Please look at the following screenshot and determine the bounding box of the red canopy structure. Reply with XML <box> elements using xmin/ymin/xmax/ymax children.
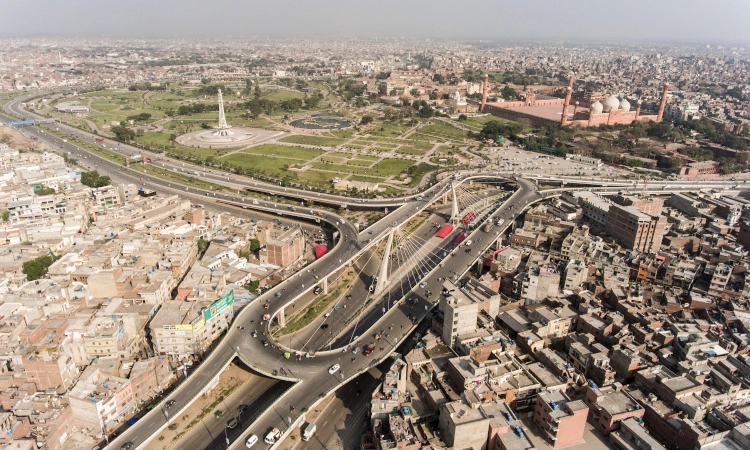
<box><xmin>314</xmin><ymin>244</ymin><xmax>328</xmax><ymax>259</ymax></box>
<box><xmin>435</xmin><ymin>224</ymin><xmax>454</xmax><ymax>239</ymax></box>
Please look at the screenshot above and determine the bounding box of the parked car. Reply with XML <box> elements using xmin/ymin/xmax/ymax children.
<box><xmin>328</xmin><ymin>364</ymin><xmax>340</xmax><ymax>374</ymax></box>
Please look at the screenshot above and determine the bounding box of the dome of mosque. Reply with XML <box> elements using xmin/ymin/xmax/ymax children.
<box><xmin>619</xmin><ymin>98</ymin><xmax>631</xmax><ymax>112</ymax></box>
<box><xmin>602</xmin><ymin>95</ymin><xmax>620</xmax><ymax>113</ymax></box>
<box><xmin>590</xmin><ymin>101</ymin><xmax>603</xmax><ymax>114</ymax></box>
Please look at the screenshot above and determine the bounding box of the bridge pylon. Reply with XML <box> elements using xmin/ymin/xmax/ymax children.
<box><xmin>450</xmin><ymin>182</ymin><xmax>460</xmax><ymax>225</ymax></box>
<box><xmin>374</xmin><ymin>227</ymin><xmax>397</xmax><ymax>295</ymax></box>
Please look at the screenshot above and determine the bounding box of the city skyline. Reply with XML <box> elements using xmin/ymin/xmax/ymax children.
<box><xmin>2</xmin><ymin>0</ymin><xmax>749</xmax><ymax>44</ymax></box>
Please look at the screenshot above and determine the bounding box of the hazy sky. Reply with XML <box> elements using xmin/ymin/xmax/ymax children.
<box><xmin>2</xmin><ymin>0</ymin><xmax>748</xmax><ymax>43</ymax></box>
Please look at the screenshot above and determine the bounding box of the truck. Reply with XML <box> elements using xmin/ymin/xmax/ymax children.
<box><xmin>302</xmin><ymin>423</ymin><xmax>317</xmax><ymax>441</ymax></box>
<box><xmin>363</xmin><ymin>344</ymin><xmax>376</xmax><ymax>356</ymax></box>
<box><xmin>483</xmin><ymin>222</ymin><xmax>494</xmax><ymax>233</ymax></box>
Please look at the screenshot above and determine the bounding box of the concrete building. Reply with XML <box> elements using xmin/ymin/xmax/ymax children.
<box><xmin>439</xmin><ymin>280</ymin><xmax>501</xmax><ymax>348</ymax></box>
<box><xmin>150</xmin><ymin>291</ymin><xmax>234</xmax><ymax>358</ymax></box>
<box><xmin>438</xmin><ymin>400</ymin><xmax>490</xmax><ymax>450</ymax></box>
<box><xmin>610</xmin><ymin>417</ymin><xmax>667</xmax><ymax>450</ymax></box>
<box><xmin>259</xmin><ymin>227</ymin><xmax>304</xmax><ymax>268</ymax></box>
<box><xmin>563</xmin><ymin>259</ymin><xmax>588</xmax><ymax>291</ymax></box>
<box><xmin>605</xmin><ymin>204</ymin><xmax>666</xmax><ymax>253</ymax></box>
<box><xmin>584</xmin><ymin>386</ymin><xmax>645</xmax><ymax>435</ymax></box>
<box><xmin>533</xmin><ymin>390</ymin><xmax>588</xmax><ymax>447</ymax></box>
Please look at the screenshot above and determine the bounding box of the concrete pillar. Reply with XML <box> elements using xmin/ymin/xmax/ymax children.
<box><xmin>657</xmin><ymin>85</ymin><xmax>669</xmax><ymax>122</ymax></box>
<box><xmin>480</xmin><ymin>74</ymin><xmax>489</xmax><ymax>112</ymax></box>
<box><xmin>322</xmin><ymin>277</ymin><xmax>328</xmax><ymax>295</ymax></box>
<box><xmin>277</xmin><ymin>307</ymin><xmax>286</xmax><ymax>327</ymax></box>
<box><xmin>495</xmin><ymin>236</ymin><xmax>503</xmax><ymax>250</ymax></box>
<box><xmin>635</xmin><ymin>100</ymin><xmax>642</xmax><ymax>120</ymax></box>
<box><xmin>442</xmin><ymin>192</ymin><xmax>448</xmax><ymax>205</ymax></box>
<box><xmin>374</xmin><ymin>227</ymin><xmax>396</xmax><ymax>295</ymax></box>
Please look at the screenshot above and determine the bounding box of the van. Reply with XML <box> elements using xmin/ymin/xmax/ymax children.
<box><xmin>264</xmin><ymin>428</ymin><xmax>281</xmax><ymax>444</ymax></box>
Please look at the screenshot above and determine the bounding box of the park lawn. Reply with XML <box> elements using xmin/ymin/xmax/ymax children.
<box><xmin>349</xmin><ymin>175</ymin><xmax>384</xmax><ymax>183</ymax></box>
<box><xmin>401</xmin><ymin>137</ymin><xmax>435</xmax><ymax>150</ymax></box>
<box><xmin>373</xmin><ymin>158</ymin><xmax>413</xmax><ymax>175</ymax></box>
<box><xmin>310</xmin><ymin>162</ymin><xmax>385</xmax><ymax>177</ymax></box>
<box><xmin>317</xmin><ymin>157</ymin><xmax>346</xmax><ymax>164</ymax></box>
<box><xmin>353</xmin><ymin>155</ymin><xmax>379</xmax><ymax>161</ymax></box>
<box><xmin>295</xmin><ymin>170</ymin><xmax>338</xmax><ymax>185</ymax></box>
<box><xmin>242</xmin><ymin>144</ymin><xmax>324</xmax><ymax>161</ymax></box>
<box><xmin>367</xmin><ymin>122</ymin><xmax>412</xmax><ymax>138</ymax></box>
<box><xmin>397</xmin><ymin>146</ymin><xmax>429</xmax><ymax>156</ymax></box>
<box><xmin>278</xmin><ymin>135</ymin><xmax>346</xmax><ymax>147</ymax></box>
<box><xmin>134</xmin><ymin>132</ymin><xmax>174</xmax><ymax>149</ymax></box>
<box><xmin>129</xmin><ymin>164</ymin><xmax>229</xmax><ymax>193</ymax></box>
<box><xmin>262</xmin><ymin>89</ymin><xmax>305</xmax><ymax>102</ymax></box>
<box><xmin>328</xmin><ymin>129</ymin><xmax>356</xmax><ymax>139</ymax></box>
<box><xmin>420</xmin><ymin>122</ymin><xmax>471</xmax><ymax>140</ymax></box>
<box><xmin>346</xmin><ymin>159</ymin><xmax>374</xmax><ymax>167</ymax></box>
<box><xmin>228</xmin><ymin>117</ymin><xmax>278</xmax><ymax>129</ymax></box>
<box><xmin>221</xmin><ymin>154</ymin><xmax>298</xmax><ymax>176</ymax></box>
<box><xmin>165</xmin><ymin>145</ymin><xmax>235</xmax><ymax>161</ymax></box>
<box><xmin>327</xmin><ymin>152</ymin><xmax>354</xmax><ymax>159</ymax></box>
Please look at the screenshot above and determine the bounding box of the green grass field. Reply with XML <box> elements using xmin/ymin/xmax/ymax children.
<box><xmin>420</xmin><ymin>122</ymin><xmax>470</xmax><ymax>140</ymax></box>
<box><xmin>221</xmin><ymin>154</ymin><xmax>298</xmax><ymax>176</ymax></box>
<box><xmin>278</xmin><ymin>135</ymin><xmax>346</xmax><ymax>147</ymax></box>
<box><xmin>262</xmin><ymin>89</ymin><xmax>306</xmax><ymax>102</ymax></box>
<box><xmin>241</xmin><ymin>144</ymin><xmax>324</xmax><ymax>161</ymax></box>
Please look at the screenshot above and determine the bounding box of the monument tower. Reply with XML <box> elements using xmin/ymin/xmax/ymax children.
<box><xmin>214</xmin><ymin>89</ymin><xmax>233</xmax><ymax>137</ymax></box>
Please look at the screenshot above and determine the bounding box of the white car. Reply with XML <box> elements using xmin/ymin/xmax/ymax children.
<box><xmin>245</xmin><ymin>435</ymin><xmax>258</xmax><ymax>448</ymax></box>
<box><xmin>328</xmin><ymin>364</ymin><xmax>340</xmax><ymax>374</ymax></box>
<box><xmin>419</xmin><ymin>282</ymin><xmax>427</xmax><ymax>288</ymax></box>
<box><xmin>465</xmin><ymin>240</ymin><xmax>472</xmax><ymax>246</ymax></box>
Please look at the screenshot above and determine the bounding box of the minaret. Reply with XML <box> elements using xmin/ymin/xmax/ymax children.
<box><xmin>635</xmin><ymin>99</ymin><xmax>642</xmax><ymax>120</ymax></box>
<box><xmin>215</xmin><ymin>89</ymin><xmax>233</xmax><ymax>136</ymax></box>
<box><xmin>656</xmin><ymin>84</ymin><xmax>669</xmax><ymax>122</ymax></box>
<box><xmin>560</xmin><ymin>87</ymin><xmax>573</xmax><ymax>127</ymax></box>
<box><xmin>480</xmin><ymin>74</ymin><xmax>489</xmax><ymax>112</ymax></box>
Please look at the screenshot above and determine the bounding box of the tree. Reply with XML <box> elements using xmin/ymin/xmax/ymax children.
<box><xmin>458</xmin><ymin>114</ymin><xmax>468</xmax><ymax>121</ymax></box>
<box><xmin>375</xmin><ymin>72</ymin><xmax>390</xmax><ymax>80</ymax></box>
<box><xmin>304</xmin><ymin>94</ymin><xmax>321</xmax><ymax>109</ymax></box>
<box><xmin>249</xmin><ymin>238</ymin><xmax>261</xmax><ymax>253</ymax></box>
<box><xmin>501</xmin><ymin>86</ymin><xmax>519</xmax><ymax>100</ymax></box>
<box><xmin>432</xmin><ymin>74</ymin><xmax>446</xmax><ymax>84</ymax></box>
<box><xmin>111</xmin><ymin>125</ymin><xmax>135</xmax><ymax>143</ymax></box>
<box><xmin>0</xmin><ymin>134</ymin><xmax>11</xmax><ymax>144</ymax></box>
<box><xmin>197</xmin><ymin>238</ymin><xmax>209</xmax><ymax>256</ymax></box>
<box><xmin>360</xmin><ymin>115</ymin><xmax>374</xmax><ymax>125</ymax></box>
<box><xmin>1</xmin><ymin>210</ymin><xmax>9</xmax><ymax>222</ymax></box>
<box><xmin>36</xmin><ymin>185</ymin><xmax>56</xmax><ymax>196</ymax></box>
<box><xmin>410</xmin><ymin>89</ymin><xmax>420</xmax><ymax>97</ymax></box>
<box><xmin>80</xmin><ymin>171</ymin><xmax>111</xmax><ymax>188</ymax></box>
<box><xmin>418</xmin><ymin>105</ymin><xmax>434</xmax><ymax>118</ymax></box>
<box><xmin>22</xmin><ymin>255</ymin><xmax>54</xmax><ymax>282</ymax></box>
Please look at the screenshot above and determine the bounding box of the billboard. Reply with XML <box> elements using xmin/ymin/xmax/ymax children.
<box><xmin>203</xmin><ymin>290</ymin><xmax>234</xmax><ymax>322</ymax></box>
<box><xmin>8</xmin><ymin>120</ymin><xmax>34</xmax><ymax>126</ymax></box>
<box><xmin>162</xmin><ymin>324</ymin><xmax>194</xmax><ymax>331</ymax></box>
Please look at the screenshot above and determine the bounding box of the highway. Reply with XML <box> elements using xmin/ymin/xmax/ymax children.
<box><xmin>5</xmin><ymin>92</ymin><xmax>749</xmax><ymax>450</ymax></box>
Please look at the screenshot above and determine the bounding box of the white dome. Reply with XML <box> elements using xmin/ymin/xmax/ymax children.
<box><xmin>619</xmin><ymin>98</ymin><xmax>631</xmax><ymax>112</ymax></box>
<box><xmin>602</xmin><ymin>95</ymin><xmax>620</xmax><ymax>113</ymax></box>
<box><xmin>590</xmin><ymin>101</ymin><xmax>603</xmax><ymax>114</ymax></box>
